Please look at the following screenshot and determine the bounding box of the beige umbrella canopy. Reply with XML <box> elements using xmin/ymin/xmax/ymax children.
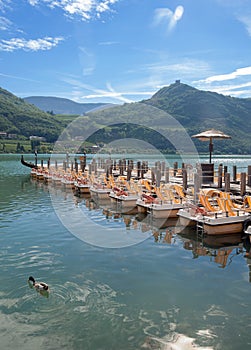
<box><xmin>192</xmin><ymin>129</ymin><xmax>231</xmax><ymax>163</ymax></box>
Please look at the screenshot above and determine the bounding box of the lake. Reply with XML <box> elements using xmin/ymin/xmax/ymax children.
<box><xmin>1</xmin><ymin>153</ymin><xmax>251</xmax><ymax>350</ymax></box>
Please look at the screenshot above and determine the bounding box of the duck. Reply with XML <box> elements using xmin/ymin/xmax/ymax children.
<box><xmin>28</xmin><ymin>276</ymin><xmax>49</xmax><ymax>291</ymax></box>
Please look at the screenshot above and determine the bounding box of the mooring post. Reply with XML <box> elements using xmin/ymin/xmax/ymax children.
<box><xmin>240</xmin><ymin>172</ymin><xmax>246</xmax><ymax>196</ymax></box>
<box><xmin>224</xmin><ymin>166</ymin><xmax>228</xmax><ymax>183</ymax></box>
<box><xmin>218</xmin><ymin>164</ymin><xmax>223</xmax><ymax>189</ymax></box>
<box><xmin>232</xmin><ymin>165</ymin><xmax>237</xmax><ymax>182</ymax></box>
<box><xmin>137</xmin><ymin>161</ymin><xmax>141</xmax><ymax>179</ymax></box>
<box><xmin>194</xmin><ymin>173</ymin><xmax>201</xmax><ymax>204</ymax></box>
<box><xmin>156</xmin><ymin>169</ymin><xmax>161</xmax><ymax>187</ymax></box>
<box><xmin>182</xmin><ymin>168</ymin><xmax>187</xmax><ymax>191</ymax></box>
<box><xmin>151</xmin><ymin>168</ymin><xmax>155</xmax><ymax>184</ymax></box>
<box><xmin>161</xmin><ymin>161</ymin><xmax>165</xmax><ymax>176</ymax></box>
<box><xmin>165</xmin><ymin>167</ymin><xmax>169</xmax><ymax>184</ymax></box>
<box><xmin>173</xmin><ymin>162</ymin><xmax>178</xmax><ymax>177</ymax></box>
<box><xmin>247</xmin><ymin>165</ymin><xmax>251</xmax><ymax>187</ymax></box>
<box><xmin>225</xmin><ymin>173</ymin><xmax>230</xmax><ymax>192</ymax></box>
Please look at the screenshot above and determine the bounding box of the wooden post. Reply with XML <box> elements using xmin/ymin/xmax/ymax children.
<box><xmin>194</xmin><ymin>173</ymin><xmax>201</xmax><ymax>204</ymax></box>
<box><xmin>41</xmin><ymin>159</ymin><xmax>43</xmax><ymax>169</ymax></box>
<box><xmin>240</xmin><ymin>172</ymin><xmax>246</xmax><ymax>196</ymax></box>
<box><xmin>63</xmin><ymin>161</ymin><xmax>66</xmax><ymax>172</ymax></box>
<box><xmin>232</xmin><ymin>165</ymin><xmax>237</xmax><ymax>183</ymax></box>
<box><xmin>224</xmin><ymin>166</ymin><xmax>228</xmax><ymax>183</ymax></box>
<box><xmin>141</xmin><ymin>161</ymin><xmax>146</xmax><ymax>178</ymax></box>
<box><xmin>156</xmin><ymin>169</ymin><xmax>161</xmax><ymax>187</ymax></box>
<box><xmin>127</xmin><ymin>168</ymin><xmax>131</xmax><ymax>181</ymax></box>
<box><xmin>225</xmin><ymin>172</ymin><xmax>230</xmax><ymax>192</ymax></box>
<box><xmin>173</xmin><ymin>161</ymin><xmax>178</xmax><ymax>177</ymax></box>
<box><xmin>218</xmin><ymin>164</ymin><xmax>223</xmax><ymax>189</ymax></box>
<box><xmin>248</xmin><ymin>165</ymin><xmax>251</xmax><ymax>187</ymax></box>
<box><xmin>182</xmin><ymin>168</ymin><xmax>187</xmax><ymax>191</ymax></box>
<box><xmin>165</xmin><ymin>167</ymin><xmax>169</xmax><ymax>184</ymax></box>
<box><xmin>161</xmin><ymin>161</ymin><xmax>165</xmax><ymax>176</ymax></box>
<box><xmin>196</xmin><ymin>163</ymin><xmax>202</xmax><ymax>185</ymax></box>
<box><xmin>47</xmin><ymin>159</ymin><xmax>50</xmax><ymax>169</ymax></box>
<box><xmin>137</xmin><ymin>161</ymin><xmax>141</xmax><ymax>179</ymax></box>
<box><xmin>151</xmin><ymin>168</ymin><xmax>155</xmax><ymax>184</ymax></box>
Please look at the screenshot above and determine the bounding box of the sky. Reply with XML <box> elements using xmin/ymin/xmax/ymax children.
<box><xmin>1</xmin><ymin>0</ymin><xmax>251</xmax><ymax>104</ymax></box>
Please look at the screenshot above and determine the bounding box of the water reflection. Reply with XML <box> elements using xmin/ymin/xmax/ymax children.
<box><xmin>28</xmin><ymin>178</ymin><xmax>251</xmax><ymax>276</ymax></box>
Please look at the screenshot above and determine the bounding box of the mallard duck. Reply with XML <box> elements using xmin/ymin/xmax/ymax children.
<box><xmin>28</xmin><ymin>276</ymin><xmax>49</xmax><ymax>291</ymax></box>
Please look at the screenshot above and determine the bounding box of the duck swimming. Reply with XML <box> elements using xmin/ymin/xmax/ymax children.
<box><xmin>28</xmin><ymin>276</ymin><xmax>49</xmax><ymax>291</ymax></box>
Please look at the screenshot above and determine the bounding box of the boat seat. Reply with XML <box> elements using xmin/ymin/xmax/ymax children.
<box><xmin>244</xmin><ymin>195</ymin><xmax>251</xmax><ymax>212</ymax></box>
<box><xmin>199</xmin><ymin>194</ymin><xmax>218</xmax><ymax>212</ymax></box>
<box><xmin>216</xmin><ymin>197</ymin><xmax>236</xmax><ymax>216</ymax></box>
<box><xmin>219</xmin><ymin>192</ymin><xmax>243</xmax><ymax>210</ymax></box>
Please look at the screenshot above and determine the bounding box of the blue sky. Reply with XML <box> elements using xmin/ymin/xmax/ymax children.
<box><xmin>1</xmin><ymin>0</ymin><xmax>251</xmax><ymax>104</ymax></box>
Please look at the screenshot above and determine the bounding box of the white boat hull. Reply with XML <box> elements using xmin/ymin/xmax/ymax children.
<box><xmin>90</xmin><ymin>186</ymin><xmax>111</xmax><ymax>199</ymax></box>
<box><xmin>148</xmin><ymin>203</ymin><xmax>183</xmax><ymax>219</ymax></box>
<box><xmin>178</xmin><ymin>208</ymin><xmax>250</xmax><ymax>235</ymax></box>
<box><xmin>109</xmin><ymin>192</ymin><xmax>138</xmax><ymax>207</ymax></box>
<box><xmin>75</xmin><ymin>183</ymin><xmax>90</xmax><ymax>194</ymax></box>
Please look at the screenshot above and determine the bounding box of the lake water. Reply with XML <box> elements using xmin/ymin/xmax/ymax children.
<box><xmin>1</xmin><ymin>154</ymin><xmax>251</xmax><ymax>350</ymax></box>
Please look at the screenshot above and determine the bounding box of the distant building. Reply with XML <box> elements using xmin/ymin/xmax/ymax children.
<box><xmin>0</xmin><ymin>132</ymin><xmax>7</xmax><ymax>138</ymax></box>
<box><xmin>175</xmin><ymin>80</ymin><xmax>181</xmax><ymax>84</ymax></box>
<box><xmin>29</xmin><ymin>135</ymin><xmax>46</xmax><ymax>141</ymax></box>
<box><xmin>8</xmin><ymin>133</ymin><xmax>17</xmax><ymax>139</ymax></box>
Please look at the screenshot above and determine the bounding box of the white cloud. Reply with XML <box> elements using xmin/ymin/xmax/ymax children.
<box><xmin>27</xmin><ymin>0</ymin><xmax>118</xmax><ymax>21</ymax></box>
<box><xmin>0</xmin><ymin>36</ymin><xmax>64</xmax><ymax>51</ymax></box>
<box><xmin>197</xmin><ymin>66</ymin><xmax>251</xmax><ymax>83</ymax></box>
<box><xmin>153</xmin><ymin>5</ymin><xmax>184</xmax><ymax>33</ymax></box>
<box><xmin>193</xmin><ymin>66</ymin><xmax>251</xmax><ymax>98</ymax></box>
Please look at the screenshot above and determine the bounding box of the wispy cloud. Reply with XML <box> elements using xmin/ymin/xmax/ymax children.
<box><xmin>27</xmin><ymin>0</ymin><xmax>119</xmax><ymax>21</ymax></box>
<box><xmin>237</xmin><ymin>15</ymin><xmax>251</xmax><ymax>36</ymax></box>
<box><xmin>60</xmin><ymin>75</ymin><xmax>154</xmax><ymax>103</ymax></box>
<box><xmin>0</xmin><ymin>0</ymin><xmax>11</xmax><ymax>12</ymax></box>
<box><xmin>196</xmin><ymin>66</ymin><xmax>251</xmax><ymax>83</ymax></box>
<box><xmin>0</xmin><ymin>16</ymin><xmax>12</xmax><ymax>30</ymax></box>
<box><xmin>0</xmin><ymin>36</ymin><xmax>64</xmax><ymax>52</ymax></box>
<box><xmin>0</xmin><ymin>72</ymin><xmax>40</xmax><ymax>82</ymax></box>
<box><xmin>193</xmin><ymin>66</ymin><xmax>251</xmax><ymax>97</ymax></box>
<box><xmin>98</xmin><ymin>41</ymin><xmax>119</xmax><ymax>46</ymax></box>
<box><xmin>153</xmin><ymin>5</ymin><xmax>184</xmax><ymax>33</ymax></box>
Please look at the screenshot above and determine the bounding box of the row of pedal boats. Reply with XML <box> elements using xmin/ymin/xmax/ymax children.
<box><xmin>30</xmin><ymin>167</ymin><xmax>251</xmax><ymax>236</ymax></box>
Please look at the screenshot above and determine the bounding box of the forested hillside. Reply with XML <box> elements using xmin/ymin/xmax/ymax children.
<box><xmin>1</xmin><ymin>82</ymin><xmax>251</xmax><ymax>154</ymax></box>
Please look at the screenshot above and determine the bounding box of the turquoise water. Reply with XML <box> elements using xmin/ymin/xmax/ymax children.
<box><xmin>1</xmin><ymin>154</ymin><xmax>251</xmax><ymax>349</ymax></box>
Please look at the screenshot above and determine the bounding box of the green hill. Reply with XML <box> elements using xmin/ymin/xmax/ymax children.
<box><xmin>1</xmin><ymin>82</ymin><xmax>251</xmax><ymax>154</ymax></box>
<box><xmin>141</xmin><ymin>81</ymin><xmax>251</xmax><ymax>154</ymax></box>
<box><xmin>0</xmin><ymin>87</ymin><xmax>64</xmax><ymax>142</ymax></box>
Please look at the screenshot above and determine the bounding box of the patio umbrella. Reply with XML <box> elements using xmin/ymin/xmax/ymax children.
<box><xmin>192</xmin><ymin>129</ymin><xmax>231</xmax><ymax>163</ymax></box>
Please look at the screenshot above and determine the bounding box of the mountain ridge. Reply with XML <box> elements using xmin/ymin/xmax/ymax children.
<box><xmin>24</xmin><ymin>96</ymin><xmax>112</xmax><ymax>115</ymax></box>
<box><xmin>1</xmin><ymin>82</ymin><xmax>251</xmax><ymax>153</ymax></box>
